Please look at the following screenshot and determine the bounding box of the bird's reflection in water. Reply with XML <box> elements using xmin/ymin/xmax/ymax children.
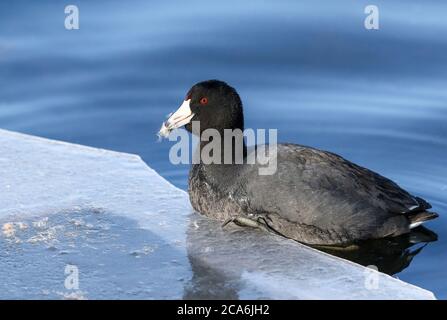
<box><xmin>314</xmin><ymin>226</ymin><xmax>438</xmax><ymax>275</ymax></box>
<box><xmin>182</xmin><ymin>215</ymin><xmax>438</xmax><ymax>299</ymax></box>
<box><xmin>183</xmin><ymin>254</ymin><xmax>240</xmax><ymax>300</ymax></box>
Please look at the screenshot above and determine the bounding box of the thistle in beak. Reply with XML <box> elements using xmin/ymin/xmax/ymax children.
<box><xmin>158</xmin><ymin>99</ymin><xmax>194</xmax><ymax>138</ymax></box>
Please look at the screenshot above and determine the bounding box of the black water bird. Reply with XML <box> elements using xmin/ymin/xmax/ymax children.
<box><xmin>158</xmin><ymin>80</ymin><xmax>438</xmax><ymax>246</ymax></box>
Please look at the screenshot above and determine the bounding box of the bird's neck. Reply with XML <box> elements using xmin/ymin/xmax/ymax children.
<box><xmin>195</xmin><ymin>129</ymin><xmax>247</xmax><ymax>165</ymax></box>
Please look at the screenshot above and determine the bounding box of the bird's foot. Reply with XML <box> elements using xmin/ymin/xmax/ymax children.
<box><xmin>221</xmin><ymin>216</ymin><xmax>272</xmax><ymax>233</ymax></box>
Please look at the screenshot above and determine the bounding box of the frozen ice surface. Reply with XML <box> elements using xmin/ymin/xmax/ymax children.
<box><xmin>0</xmin><ymin>129</ymin><xmax>436</xmax><ymax>299</ymax></box>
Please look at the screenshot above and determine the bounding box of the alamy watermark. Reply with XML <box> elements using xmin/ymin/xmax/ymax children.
<box><xmin>164</xmin><ymin>121</ymin><xmax>278</xmax><ymax>175</ymax></box>
<box><xmin>65</xmin><ymin>5</ymin><xmax>79</xmax><ymax>30</ymax></box>
<box><xmin>64</xmin><ymin>264</ymin><xmax>79</xmax><ymax>290</ymax></box>
<box><xmin>63</xmin><ymin>5</ymin><xmax>379</xmax><ymax>31</ymax></box>
<box><xmin>364</xmin><ymin>5</ymin><xmax>379</xmax><ymax>30</ymax></box>
<box><xmin>364</xmin><ymin>265</ymin><xmax>380</xmax><ymax>290</ymax></box>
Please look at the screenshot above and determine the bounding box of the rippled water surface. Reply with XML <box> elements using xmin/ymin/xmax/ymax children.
<box><xmin>0</xmin><ymin>0</ymin><xmax>446</xmax><ymax>298</ymax></box>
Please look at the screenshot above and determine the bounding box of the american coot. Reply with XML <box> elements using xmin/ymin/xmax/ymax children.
<box><xmin>158</xmin><ymin>80</ymin><xmax>439</xmax><ymax>246</ymax></box>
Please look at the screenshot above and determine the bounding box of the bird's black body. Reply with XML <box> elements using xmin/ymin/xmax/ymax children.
<box><xmin>162</xmin><ymin>80</ymin><xmax>438</xmax><ymax>246</ymax></box>
<box><xmin>189</xmin><ymin>143</ymin><xmax>436</xmax><ymax>245</ymax></box>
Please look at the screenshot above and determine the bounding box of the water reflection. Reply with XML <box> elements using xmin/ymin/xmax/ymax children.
<box><xmin>182</xmin><ymin>214</ymin><xmax>436</xmax><ymax>299</ymax></box>
<box><xmin>316</xmin><ymin>226</ymin><xmax>438</xmax><ymax>276</ymax></box>
<box><xmin>183</xmin><ymin>254</ymin><xmax>240</xmax><ymax>300</ymax></box>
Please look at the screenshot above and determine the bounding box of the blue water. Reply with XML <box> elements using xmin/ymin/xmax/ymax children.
<box><xmin>1</xmin><ymin>0</ymin><xmax>446</xmax><ymax>298</ymax></box>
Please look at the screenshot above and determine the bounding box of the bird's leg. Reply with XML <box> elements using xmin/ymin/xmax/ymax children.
<box><xmin>222</xmin><ymin>216</ymin><xmax>269</xmax><ymax>231</ymax></box>
<box><xmin>256</xmin><ymin>216</ymin><xmax>287</xmax><ymax>236</ymax></box>
<box><xmin>222</xmin><ymin>216</ymin><xmax>257</xmax><ymax>228</ymax></box>
<box><xmin>221</xmin><ymin>217</ymin><xmax>236</xmax><ymax>228</ymax></box>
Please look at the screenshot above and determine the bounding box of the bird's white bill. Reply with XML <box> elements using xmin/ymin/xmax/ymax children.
<box><xmin>158</xmin><ymin>99</ymin><xmax>194</xmax><ymax>138</ymax></box>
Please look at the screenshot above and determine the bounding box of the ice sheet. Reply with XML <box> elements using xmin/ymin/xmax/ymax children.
<box><xmin>0</xmin><ymin>129</ymin><xmax>436</xmax><ymax>299</ymax></box>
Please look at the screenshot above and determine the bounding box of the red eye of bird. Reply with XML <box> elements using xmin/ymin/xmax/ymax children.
<box><xmin>200</xmin><ymin>97</ymin><xmax>208</xmax><ymax>105</ymax></box>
